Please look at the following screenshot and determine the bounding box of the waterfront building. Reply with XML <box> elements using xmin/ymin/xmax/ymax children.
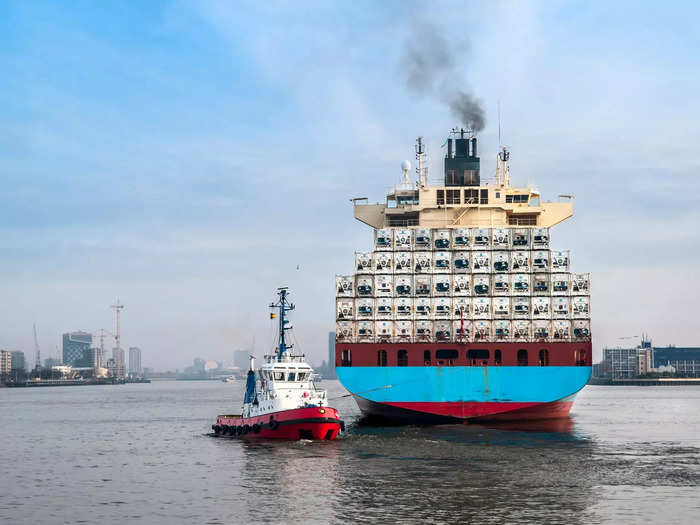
<box><xmin>652</xmin><ymin>346</ymin><xmax>700</xmax><ymax>378</ymax></box>
<box><xmin>326</xmin><ymin>332</ymin><xmax>337</xmax><ymax>379</ymax></box>
<box><xmin>10</xmin><ymin>351</ymin><xmax>26</xmax><ymax>371</ymax></box>
<box><xmin>62</xmin><ymin>331</ymin><xmax>93</xmax><ymax>367</ymax></box>
<box><xmin>233</xmin><ymin>350</ymin><xmax>248</xmax><ymax>370</ymax></box>
<box><xmin>44</xmin><ymin>357</ymin><xmax>62</xmax><ymax>368</ymax></box>
<box><xmin>112</xmin><ymin>347</ymin><xmax>125</xmax><ymax>371</ymax></box>
<box><xmin>128</xmin><ymin>346</ymin><xmax>142</xmax><ymax>376</ymax></box>
<box><xmin>603</xmin><ymin>347</ymin><xmax>651</xmax><ymax>380</ymax></box>
<box><xmin>0</xmin><ymin>350</ymin><xmax>11</xmax><ymax>376</ymax></box>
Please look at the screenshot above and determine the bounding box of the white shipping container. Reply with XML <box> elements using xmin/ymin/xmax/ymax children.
<box><xmin>551</xmin><ymin>250</ymin><xmax>570</xmax><ymax>272</ymax></box>
<box><xmin>452</xmin><ymin>228</ymin><xmax>471</xmax><ymax>248</ymax></box>
<box><xmin>571</xmin><ymin>273</ymin><xmax>591</xmax><ymax>294</ymax></box>
<box><xmin>413</xmin><ymin>251</ymin><xmax>433</xmax><ymax>273</ymax></box>
<box><xmin>356</xmin><ymin>321</ymin><xmax>373</xmax><ymax>341</ymax></box>
<box><xmin>393</xmin><ymin>229</ymin><xmax>412</xmax><ymax>251</ymax></box>
<box><xmin>336</xmin><ymin>275</ymin><xmax>354</xmax><ymax>297</ymax></box>
<box><xmin>473</xmin><ymin>275</ymin><xmax>490</xmax><ymax>296</ymax></box>
<box><xmin>356</xmin><ymin>298</ymin><xmax>374</xmax><ymax>318</ymax></box>
<box><xmin>414</xmin><ymin>275</ymin><xmax>432</xmax><ymax>297</ymax></box>
<box><xmin>512</xmin><ymin>320</ymin><xmax>531</xmax><ymax>340</ymax></box>
<box><xmin>552</xmin><ymin>320</ymin><xmax>571</xmax><ymax>340</ymax></box>
<box><xmin>374</xmin><ymin>275</ymin><xmax>393</xmax><ymax>297</ymax></box>
<box><xmin>532</xmin><ymin>274</ymin><xmax>550</xmax><ymax>295</ymax></box>
<box><xmin>571</xmin><ymin>297</ymin><xmax>590</xmax><ymax>318</ymax></box>
<box><xmin>532</xmin><ymin>228</ymin><xmax>550</xmax><ymax>248</ymax></box>
<box><xmin>355</xmin><ymin>275</ymin><xmax>373</xmax><ymax>297</ymax></box>
<box><xmin>472</xmin><ymin>297</ymin><xmax>491</xmax><ymax>319</ymax></box>
<box><xmin>512</xmin><ymin>228</ymin><xmax>531</xmax><ymax>249</ymax></box>
<box><xmin>473</xmin><ymin>320</ymin><xmax>491</xmax><ymax>340</ymax></box>
<box><xmin>414</xmin><ymin>228</ymin><xmax>432</xmax><ymax>249</ymax></box>
<box><xmin>394</xmin><ymin>297</ymin><xmax>413</xmax><ymax>319</ymax></box>
<box><xmin>394</xmin><ymin>252</ymin><xmax>412</xmax><ymax>273</ymax></box>
<box><xmin>336</xmin><ymin>299</ymin><xmax>354</xmax><ymax>320</ymax></box>
<box><xmin>434</xmin><ymin>320</ymin><xmax>452</xmax><ymax>342</ymax></box>
<box><xmin>375</xmin><ymin>321</ymin><xmax>393</xmax><ymax>340</ymax></box>
<box><xmin>472</xmin><ymin>228</ymin><xmax>491</xmax><ymax>249</ymax></box>
<box><xmin>414</xmin><ymin>298</ymin><xmax>432</xmax><ymax>319</ymax></box>
<box><xmin>375</xmin><ymin>297</ymin><xmax>393</xmax><ymax>318</ymax></box>
<box><xmin>336</xmin><ymin>321</ymin><xmax>354</xmax><ymax>342</ymax></box>
<box><xmin>511</xmin><ymin>251</ymin><xmax>531</xmax><ymax>273</ymax></box>
<box><xmin>551</xmin><ymin>273</ymin><xmax>570</xmax><ymax>295</ymax></box>
<box><xmin>453</xmin><ymin>251</ymin><xmax>471</xmax><ymax>273</ymax></box>
<box><xmin>573</xmin><ymin>320</ymin><xmax>591</xmax><ymax>340</ymax></box>
<box><xmin>472</xmin><ymin>251</ymin><xmax>491</xmax><ymax>273</ymax></box>
<box><xmin>532</xmin><ymin>250</ymin><xmax>550</xmax><ymax>272</ymax></box>
<box><xmin>432</xmin><ymin>297</ymin><xmax>452</xmax><ymax>319</ymax></box>
<box><xmin>433</xmin><ymin>251</ymin><xmax>451</xmax><ymax>273</ymax></box>
<box><xmin>552</xmin><ymin>297</ymin><xmax>571</xmax><ymax>319</ymax></box>
<box><xmin>493</xmin><ymin>274</ymin><xmax>510</xmax><ymax>295</ymax></box>
<box><xmin>533</xmin><ymin>320</ymin><xmax>551</xmax><ymax>340</ymax></box>
<box><xmin>433</xmin><ymin>229</ymin><xmax>451</xmax><ymax>250</ymax></box>
<box><xmin>511</xmin><ymin>274</ymin><xmax>530</xmax><ymax>295</ymax></box>
<box><xmin>414</xmin><ymin>320</ymin><xmax>433</xmax><ymax>340</ymax></box>
<box><xmin>532</xmin><ymin>297</ymin><xmax>551</xmax><ymax>319</ymax></box>
<box><xmin>375</xmin><ymin>228</ymin><xmax>393</xmax><ymax>251</ymax></box>
<box><xmin>394</xmin><ymin>321</ymin><xmax>413</xmax><ymax>340</ymax></box>
<box><xmin>453</xmin><ymin>319</ymin><xmax>472</xmax><ymax>340</ymax></box>
<box><xmin>492</xmin><ymin>251</ymin><xmax>510</xmax><ymax>273</ymax></box>
<box><xmin>512</xmin><ymin>297</ymin><xmax>531</xmax><ymax>318</ymax></box>
<box><xmin>453</xmin><ymin>274</ymin><xmax>471</xmax><ymax>296</ymax></box>
<box><xmin>433</xmin><ymin>274</ymin><xmax>452</xmax><ymax>296</ymax></box>
<box><xmin>394</xmin><ymin>275</ymin><xmax>412</xmax><ymax>296</ymax></box>
<box><xmin>493</xmin><ymin>320</ymin><xmax>511</xmax><ymax>340</ymax></box>
<box><xmin>493</xmin><ymin>297</ymin><xmax>511</xmax><ymax>318</ymax></box>
<box><xmin>452</xmin><ymin>297</ymin><xmax>471</xmax><ymax>319</ymax></box>
<box><xmin>355</xmin><ymin>252</ymin><xmax>372</xmax><ymax>273</ymax></box>
<box><xmin>492</xmin><ymin>228</ymin><xmax>510</xmax><ymax>249</ymax></box>
<box><xmin>373</xmin><ymin>251</ymin><xmax>393</xmax><ymax>273</ymax></box>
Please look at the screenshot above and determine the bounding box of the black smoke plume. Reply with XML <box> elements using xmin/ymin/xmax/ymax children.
<box><xmin>400</xmin><ymin>22</ymin><xmax>486</xmax><ymax>132</ymax></box>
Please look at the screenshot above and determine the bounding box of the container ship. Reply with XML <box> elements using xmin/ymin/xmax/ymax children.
<box><xmin>334</xmin><ymin>129</ymin><xmax>592</xmax><ymax>423</ymax></box>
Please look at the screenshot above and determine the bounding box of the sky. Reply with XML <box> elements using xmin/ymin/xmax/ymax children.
<box><xmin>1</xmin><ymin>0</ymin><xmax>699</xmax><ymax>368</ymax></box>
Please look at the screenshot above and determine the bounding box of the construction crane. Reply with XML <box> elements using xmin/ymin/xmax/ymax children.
<box><xmin>110</xmin><ymin>300</ymin><xmax>124</xmax><ymax>379</ymax></box>
<box><xmin>33</xmin><ymin>323</ymin><xmax>41</xmax><ymax>370</ymax></box>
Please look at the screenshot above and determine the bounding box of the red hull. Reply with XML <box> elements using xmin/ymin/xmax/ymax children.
<box><xmin>213</xmin><ymin>406</ymin><xmax>343</xmax><ymax>441</ymax></box>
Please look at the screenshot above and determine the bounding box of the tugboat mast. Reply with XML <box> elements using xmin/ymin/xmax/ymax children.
<box><xmin>270</xmin><ymin>287</ymin><xmax>295</xmax><ymax>362</ymax></box>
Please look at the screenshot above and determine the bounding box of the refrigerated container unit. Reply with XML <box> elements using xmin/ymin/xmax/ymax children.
<box><xmin>356</xmin><ymin>298</ymin><xmax>374</xmax><ymax>318</ymax></box>
<box><xmin>433</xmin><ymin>229</ymin><xmax>451</xmax><ymax>250</ymax></box>
<box><xmin>493</xmin><ymin>320</ymin><xmax>511</xmax><ymax>340</ymax></box>
<box><xmin>533</xmin><ymin>320</ymin><xmax>551</xmax><ymax>341</ymax></box>
<box><xmin>394</xmin><ymin>275</ymin><xmax>412</xmax><ymax>296</ymax></box>
<box><xmin>336</xmin><ymin>321</ymin><xmax>354</xmax><ymax>342</ymax></box>
<box><xmin>414</xmin><ymin>252</ymin><xmax>432</xmax><ymax>273</ymax></box>
<box><xmin>355</xmin><ymin>321</ymin><xmax>373</xmax><ymax>342</ymax></box>
<box><xmin>453</xmin><ymin>274</ymin><xmax>471</xmax><ymax>296</ymax></box>
<box><xmin>473</xmin><ymin>275</ymin><xmax>490</xmax><ymax>296</ymax></box>
<box><xmin>433</xmin><ymin>251</ymin><xmax>451</xmax><ymax>273</ymax></box>
<box><xmin>551</xmin><ymin>251</ymin><xmax>570</xmax><ymax>272</ymax></box>
<box><xmin>493</xmin><ymin>274</ymin><xmax>510</xmax><ymax>295</ymax></box>
<box><xmin>355</xmin><ymin>275</ymin><xmax>373</xmax><ymax>297</ymax></box>
<box><xmin>512</xmin><ymin>228</ymin><xmax>531</xmax><ymax>248</ymax></box>
<box><xmin>336</xmin><ymin>299</ymin><xmax>354</xmax><ymax>320</ymax></box>
<box><xmin>414</xmin><ymin>228</ymin><xmax>432</xmax><ymax>250</ymax></box>
<box><xmin>571</xmin><ymin>273</ymin><xmax>591</xmax><ymax>294</ymax></box>
<box><xmin>472</xmin><ymin>297</ymin><xmax>491</xmax><ymax>319</ymax></box>
<box><xmin>571</xmin><ymin>297</ymin><xmax>590</xmax><ymax>319</ymax></box>
<box><xmin>374</xmin><ymin>275</ymin><xmax>393</xmax><ymax>297</ymax></box>
<box><xmin>532</xmin><ymin>227</ymin><xmax>550</xmax><ymax>249</ymax></box>
<box><xmin>472</xmin><ymin>228</ymin><xmax>491</xmax><ymax>249</ymax></box>
<box><xmin>493</xmin><ymin>297</ymin><xmax>510</xmax><ymax>319</ymax></box>
<box><xmin>434</xmin><ymin>320</ymin><xmax>452</xmax><ymax>342</ymax></box>
<box><xmin>414</xmin><ymin>297</ymin><xmax>432</xmax><ymax>319</ymax></box>
<box><xmin>414</xmin><ymin>275</ymin><xmax>432</xmax><ymax>297</ymax></box>
<box><xmin>511</xmin><ymin>274</ymin><xmax>530</xmax><ymax>295</ymax></box>
<box><xmin>336</xmin><ymin>275</ymin><xmax>354</xmax><ymax>297</ymax></box>
<box><xmin>415</xmin><ymin>320</ymin><xmax>433</xmax><ymax>341</ymax></box>
<box><xmin>472</xmin><ymin>251</ymin><xmax>490</xmax><ymax>273</ymax></box>
<box><xmin>552</xmin><ymin>297</ymin><xmax>571</xmax><ymax>319</ymax></box>
<box><xmin>395</xmin><ymin>321</ymin><xmax>413</xmax><ymax>340</ymax></box>
<box><xmin>552</xmin><ymin>320</ymin><xmax>571</xmax><ymax>341</ymax></box>
<box><xmin>511</xmin><ymin>251</ymin><xmax>531</xmax><ymax>273</ymax></box>
<box><xmin>452</xmin><ymin>297</ymin><xmax>471</xmax><ymax>319</ymax></box>
<box><xmin>492</xmin><ymin>228</ymin><xmax>510</xmax><ymax>249</ymax></box>
<box><xmin>394</xmin><ymin>252</ymin><xmax>412</xmax><ymax>273</ymax></box>
<box><xmin>473</xmin><ymin>320</ymin><xmax>491</xmax><ymax>340</ymax></box>
<box><xmin>532</xmin><ymin>274</ymin><xmax>550</xmax><ymax>295</ymax></box>
<box><xmin>512</xmin><ymin>320</ymin><xmax>531</xmax><ymax>340</ymax></box>
<box><xmin>375</xmin><ymin>297</ymin><xmax>393</xmax><ymax>319</ymax></box>
<box><xmin>452</xmin><ymin>228</ymin><xmax>471</xmax><ymax>248</ymax></box>
<box><xmin>532</xmin><ymin>250</ymin><xmax>550</xmax><ymax>272</ymax></box>
<box><xmin>394</xmin><ymin>297</ymin><xmax>413</xmax><ymax>319</ymax></box>
<box><xmin>512</xmin><ymin>297</ymin><xmax>531</xmax><ymax>318</ymax></box>
<box><xmin>393</xmin><ymin>229</ymin><xmax>412</xmax><ymax>251</ymax></box>
<box><xmin>355</xmin><ymin>252</ymin><xmax>372</xmax><ymax>273</ymax></box>
<box><xmin>453</xmin><ymin>320</ymin><xmax>471</xmax><ymax>339</ymax></box>
<box><xmin>573</xmin><ymin>320</ymin><xmax>591</xmax><ymax>340</ymax></box>
<box><xmin>453</xmin><ymin>251</ymin><xmax>471</xmax><ymax>273</ymax></box>
<box><xmin>432</xmin><ymin>275</ymin><xmax>452</xmax><ymax>296</ymax></box>
<box><xmin>375</xmin><ymin>321</ymin><xmax>393</xmax><ymax>341</ymax></box>
<box><xmin>551</xmin><ymin>273</ymin><xmax>570</xmax><ymax>295</ymax></box>
<box><xmin>373</xmin><ymin>252</ymin><xmax>393</xmax><ymax>273</ymax></box>
<box><xmin>375</xmin><ymin>228</ymin><xmax>393</xmax><ymax>251</ymax></box>
<box><xmin>432</xmin><ymin>297</ymin><xmax>452</xmax><ymax>319</ymax></box>
<box><xmin>532</xmin><ymin>297</ymin><xmax>551</xmax><ymax>319</ymax></box>
<box><xmin>492</xmin><ymin>251</ymin><xmax>510</xmax><ymax>273</ymax></box>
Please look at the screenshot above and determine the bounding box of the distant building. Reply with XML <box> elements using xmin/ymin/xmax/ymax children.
<box><xmin>233</xmin><ymin>350</ymin><xmax>249</xmax><ymax>370</ymax></box>
<box><xmin>10</xmin><ymin>351</ymin><xmax>26</xmax><ymax>371</ymax></box>
<box><xmin>128</xmin><ymin>347</ymin><xmax>142</xmax><ymax>376</ymax></box>
<box><xmin>112</xmin><ymin>347</ymin><xmax>125</xmax><ymax>372</ymax></box>
<box><xmin>0</xmin><ymin>350</ymin><xmax>11</xmax><ymax>376</ymax></box>
<box><xmin>327</xmin><ymin>331</ymin><xmax>336</xmax><ymax>379</ymax></box>
<box><xmin>652</xmin><ymin>346</ymin><xmax>700</xmax><ymax>378</ymax></box>
<box><xmin>62</xmin><ymin>332</ymin><xmax>93</xmax><ymax>367</ymax></box>
<box><xmin>44</xmin><ymin>357</ymin><xmax>62</xmax><ymax>368</ymax></box>
<box><xmin>603</xmin><ymin>347</ymin><xmax>651</xmax><ymax>379</ymax></box>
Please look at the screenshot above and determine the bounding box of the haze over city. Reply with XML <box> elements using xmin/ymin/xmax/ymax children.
<box><xmin>2</xmin><ymin>1</ymin><xmax>698</xmax><ymax>369</ymax></box>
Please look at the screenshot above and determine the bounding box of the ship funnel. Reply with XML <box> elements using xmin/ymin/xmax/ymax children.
<box><xmin>444</xmin><ymin>128</ymin><xmax>480</xmax><ymax>186</ymax></box>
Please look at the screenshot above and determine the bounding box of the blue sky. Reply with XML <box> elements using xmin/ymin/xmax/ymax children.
<box><xmin>1</xmin><ymin>1</ymin><xmax>699</xmax><ymax>368</ymax></box>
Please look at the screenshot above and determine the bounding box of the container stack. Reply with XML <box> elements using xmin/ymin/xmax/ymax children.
<box><xmin>335</xmin><ymin>227</ymin><xmax>591</xmax><ymax>343</ymax></box>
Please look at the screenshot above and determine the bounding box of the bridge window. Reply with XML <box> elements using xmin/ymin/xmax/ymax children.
<box><xmin>424</xmin><ymin>350</ymin><xmax>431</xmax><ymax>365</ymax></box>
<box><xmin>377</xmin><ymin>350</ymin><xmax>387</xmax><ymax>367</ymax></box>
<box><xmin>494</xmin><ymin>350</ymin><xmax>502</xmax><ymax>365</ymax></box>
<box><xmin>539</xmin><ymin>349</ymin><xmax>549</xmax><ymax>367</ymax></box>
<box><xmin>517</xmin><ymin>349</ymin><xmax>528</xmax><ymax>366</ymax></box>
<box><xmin>341</xmin><ymin>349</ymin><xmax>352</xmax><ymax>367</ymax></box>
<box><xmin>446</xmin><ymin>189</ymin><xmax>461</xmax><ymax>205</ymax></box>
<box><xmin>436</xmin><ymin>189</ymin><xmax>445</xmax><ymax>205</ymax></box>
<box><xmin>397</xmin><ymin>349</ymin><xmax>408</xmax><ymax>367</ymax></box>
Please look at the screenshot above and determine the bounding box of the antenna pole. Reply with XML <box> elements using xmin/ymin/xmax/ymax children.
<box><xmin>270</xmin><ymin>288</ymin><xmax>295</xmax><ymax>362</ymax></box>
<box><xmin>498</xmin><ymin>100</ymin><xmax>502</xmax><ymax>147</ymax></box>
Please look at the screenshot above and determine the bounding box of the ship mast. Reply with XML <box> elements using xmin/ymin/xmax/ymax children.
<box><xmin>270</xmin><ymin>287</ymin><xmax>295</xmax><ymax>362</ymax></box>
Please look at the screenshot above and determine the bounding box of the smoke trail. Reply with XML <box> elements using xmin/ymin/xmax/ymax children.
<box><xmin>400</xmin><ymin>22</ymin><xmax>486</xmax><ymax>132</ymax></box>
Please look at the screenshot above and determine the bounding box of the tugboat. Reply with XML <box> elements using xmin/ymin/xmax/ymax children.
<box><xmin>212</xmin><ymin>288</ymin><xmax>344</xmax><ymax>440</ymax></box>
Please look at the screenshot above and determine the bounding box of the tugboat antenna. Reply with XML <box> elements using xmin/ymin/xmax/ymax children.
<box><xmin>270</xmin><ymin>287</ymin><xmax>295</xmax><ymax>362</ymax></box>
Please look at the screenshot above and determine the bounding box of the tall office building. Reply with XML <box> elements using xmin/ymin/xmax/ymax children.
<box><xmin>327</xmin><ymin>331</ymin><xmax>337</xmax><ymax>379</ymax></box>
<box><xmin>233</xmin><ymin>349</ymin><xmax>249</xmax><ymax>371</ymax></box>
<box><xmin>112</xmin><ymin>347</ymin><xmax>125</xmax><ymax>372</ymax></box>
<box><xmin>128</xmin><ymin>347</ymin><xmax>142</xmax><ymax>376</ymax></box>
<box><xmin>10</xmin><ymin>351</ymin><xmax>26</xmax><ymax>371</ymax></box>
<box><xmin>62</xmin><ymin>332</ymin><xmax>93</xmax><ymax>367</ymax></box>
<box><xmin>0</xmin><ymin>350</ymin><xmax>11</xmax><ymax>376</ymax></box>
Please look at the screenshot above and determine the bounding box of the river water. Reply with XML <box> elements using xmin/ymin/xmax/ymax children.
<box><xmin>1</xmin><ymin>381</ymin><xmax>698</xmax><ymax>524</ymax></box>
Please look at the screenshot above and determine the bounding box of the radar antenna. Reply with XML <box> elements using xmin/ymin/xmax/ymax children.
<box><xmin>269</xmin><ymin>287</ymin><xmax>295</xmax><ymax>362</ymax></box>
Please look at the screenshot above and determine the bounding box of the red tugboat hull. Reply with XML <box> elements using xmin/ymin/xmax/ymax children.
<box><xmin>213</xmin><ymin>406</ymin><xmax>343</xmax><ymax>441</ymax></box>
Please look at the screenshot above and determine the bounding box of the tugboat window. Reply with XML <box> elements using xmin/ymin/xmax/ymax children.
<box><xmin>274</xmin><ymin>372</ymin><xmax>284</xmax><ymax>380</ymax></box>
<box><xmin>288</xmin><ymin>372</ymin><xmax>296</xmax><ymax>381</ymax></box>
<box><xmin>539</xmin><ymin>349</ymin><xmax>549</xmax><ymax>366</ymax></box>
<box><xmin>377</xmin><ymin>350</ymin><xmax>387</xmax><ymax>367</ymax></box>
<box><xmin>397</xmin><ymin>349</ymin><xmax>408</xmax><ymax>366</ymax></box>
<box><xmin>517</xmin><ymin>349</ymin><xmax>528</xmax><ymax>366</ymax></box>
